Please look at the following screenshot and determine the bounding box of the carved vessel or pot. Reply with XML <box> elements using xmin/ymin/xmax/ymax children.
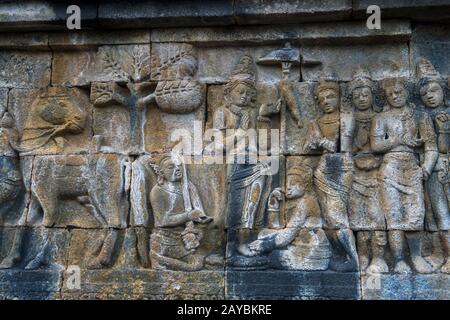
<box><xmin>155</xmin><ymin>79</ymin><xmax>204</xmax><ymax>114</ymax></box>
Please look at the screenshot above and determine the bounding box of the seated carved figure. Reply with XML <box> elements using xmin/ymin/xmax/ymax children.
<box><xmin>149</xmin><ymin>155</ymin><xmax>213</xmax><ymax>271</ymax></box>
<box><xmin>246</xmin><ymin>159</ymin><xmax>331</xmax><ymax>270</ymax></box>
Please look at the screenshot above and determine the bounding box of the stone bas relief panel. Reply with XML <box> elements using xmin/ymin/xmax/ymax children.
<box><xmin>0</xmin><ymin>37</ymin><xmax>449</xmax><ymax>300</ymax></box>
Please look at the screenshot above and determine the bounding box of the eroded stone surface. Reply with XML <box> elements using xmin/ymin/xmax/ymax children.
<box><xmin>0</xmin><ymin>9</ymin><xmax>448</xmax><ymax>300</ymax></box>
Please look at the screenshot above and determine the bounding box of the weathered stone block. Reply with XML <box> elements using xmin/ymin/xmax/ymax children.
<box><xmin>151</xmin><ymin>20</ymin><xmax>411</xmax><ymax>46</ymax></box>
<box><xmin>301</xmin><ymin>44</ymin><xmax>410</xmax><ymax>81</ymax></box>
<box><xmin>226</xmin><ymin>270</ymin><xmax>360</xmax><ymax>299</ymax></box>
<box><xmin>0</xmin><ymin>1</ymin><xmax>97</xmax><ymax>31</ymax></box>
<box><xmin>61</xmin><ymin>269</ymin><xmax>225</xmax><ymax>299</ymax></box>
<box><xmin>53</xmin><ymin>44</ymin><xmax>151</xmax><ymax>87</ymax></box>
<box><xmin>361</xmin><ymin>272</ymin><xmax>450</xmax><ymax>300</ymax></box>
<box><xmin>0</xmin><ymin>32</ymin><xmax>48</xmax><ymax>50</ymax></box>
<box><xmin>0</xmin><ymin>226</ymin><xmax>69</xmax><ymax>271</ymax></box>
<box><xmin>352</xmin><ymin>0</ymin><xmax>450</xmax><ymax>22</ymax></box>
<box><xmin>49</xmin><ymin>30</ymin><xmax>150</xmax><ymax>49</ymax></box>
<box><xmin>410</xmin><ymin>24</ymin><xmax>450</xmax><ymax>77</ymax></box>
<box><xmin>98</xmin><ymin>0</ymin><xmax>234</xmax><ymax>28</ymax></box>
<box><xmin>235</xmin><ymin>0</ymin><xmax>352</xmax><ymax>25</ymax></box>
<box><xmin>0</xmin><ymin>269</ymin><xmax>62</xmax><ymax>300</ymax></box>
<box><xmin>8</xmin><ymin>87</ymin><xmax>92</xmax><ymax>155</ymax></box>
<box><xmin>0</xmin><ymin>51</ymin><xmax>51</xmax><ymax>88</ymax></box>
<box><xmin>143</xmin><ymin>96</ymin><xmax>205</xmax><ymax>154</ymax></box>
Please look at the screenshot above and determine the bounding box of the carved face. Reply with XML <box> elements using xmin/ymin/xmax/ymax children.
<box><xmin>420</xmin><ymin>82</ymin><xmax>444</xmax><ymax>108</ymax></box>
<box><xmin>352</xmin><ymin>87</ymin><xmax>373</xmax><ymax>111</ymax></box>
<box><xmin>317</xmin><ymin>89</ymin><xmax>339</xmax><ymax>113</ymax></box>
<box><xmin>386</xmin><ymin>84</ymin><xmax>407</xmax><ymax>108</ymax></box>
<box><xmin>160</xmin><ymin>158</ymin><xmax>182</xmax><ymax>182</ymax></box>
<box><xmin>229</xmin><ymin>83</ymin><xmax>252</xmax><ymax>108</ymax></box>
<box><xmin>286</xmin><ymin>175</ymin><xmax>305</xmax><ymax>199</ymax></box>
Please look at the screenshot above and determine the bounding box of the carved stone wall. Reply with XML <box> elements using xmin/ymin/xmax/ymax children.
<box><xmin>0</xmin><ymin>1</ymin><xmax>449</xmax><ymax>300</ymax></box>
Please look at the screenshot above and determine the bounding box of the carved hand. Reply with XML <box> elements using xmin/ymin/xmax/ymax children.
<box><xmin>402</xmin><ymin>132</ymin><xmax>422</xmax><ymax>148</ymax></box>
<box><xmin>319</xmin><ymin>138</ymin><xmax>336</xmax><ymax>153</ymax></box>
<box><xmin>268</xmin><ymin>188</ymin><xmax>283</xmax><ymax>210</ymax></box>
<box><xmin>247</xmin><ymin>239</ymin><xmax>265</xmax><ymax>256</ymax></box>
<box><xmin>279</xmin><ymin>79</ymin><xmax>292</xmax><ymax>97</ymax></box>
<box><xmin>188</xmin><ymin>209</ymin><xmax>213</xmax><ymax>224</ymax></box>
<box><xmin>422</xmin><ymin>166</ymin><xmax>431</xmax><ymax>181</ymax></box>
<box><xmin>436</xmin><ymin>112</ymin><xmax>450</xmax><ymax>130</ymax></box>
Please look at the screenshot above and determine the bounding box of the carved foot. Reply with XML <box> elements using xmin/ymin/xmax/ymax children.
<box><xmin>393</xmin><ymin>260</ymin><xmax>411</xmax><ymax>274</ymax></box>
<box><xmin>42</xmin><ymin>217</ymin><xmax>56</xmax><ymax>228</ymax></box>
<box><xmin>227</xmin><ymin>255</ymin><xmax>269</xmax><ymax>270</ymax></box>
<box><xmin>0</xmin><ymin>255</ymin><xmax>20</xmax><ymax>269</ymax></box>
<box><xmin>411</xmin><ymin>256</ymin><xmax>434</xmax><ymax>274</ymax></box>
<box><xmin>205</xmin><ymin>253</ymin><xmax>225</xmax><ymax>266</ymax></box>
<box><xmin>359</xmin><ymin>254</ymin><xmax>370</xmax><ymax>271</ymax></box>
<box><xmin>329</xmin><ymin>258</ymin><xmax>358</xmax><ymax>272</ymax></box>
<box><xmin>24</xmin><ymin>253</ymin><xmax>48</xmax><ymax>270</ymax></box>
<box><xmin>440</xmin><ymin>260</ymin><xmax>450</xmax><ymax>274</ymax></box>
<box><xmin>425</xmin><ymin>254</ymin><xmax>444</xmax><ymax>271</ymax></box>
<box><xmin>236</xmin><ymin>244</ymin><xmax>254</xmax><ymax>257</ymax></box>
<box><xmin>367</xmin><ymin>258</ymin><xmax>389</xmax><ymax>274</ymax></box>
<box><xmin>86</xmin><ymin>257</ymin><xmax>106</xmax><ymax>270</ymax></box>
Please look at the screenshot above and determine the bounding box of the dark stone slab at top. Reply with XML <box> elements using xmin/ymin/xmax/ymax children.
<box><xmin>0</xmin><ymin>0</ymin><xmax>98</xmax><ymax>31</ymax></box>
<box><xmin>352</xmin><ymin>0</ymin><xmax>450</xmax><ymax>22</ymax></box>
<box><xmin>98</xmin><ymin>0</ymin><xmax>234</xmax><ymax>28</ymax></box>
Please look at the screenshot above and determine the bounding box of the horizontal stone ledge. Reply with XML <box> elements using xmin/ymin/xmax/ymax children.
<box><xmin>97</xmin><ymin>0</ymin><xmax>235</xmax><ymax>29</ymax></box>
<box><xmin>151</xmin><ymin>20</ymin><xmax>411</xmax><ymax>45</ymax></box>
<box><xmin>0</xmin><ymin>1</ymin><xmax>98</xmax><ymax>32</ymax></box>
<box><xmin>234</xmin><ymin>0</ymin><xmax>352</xmax><ymax>25</ymax></box>
<box><xmin>0</xmin><ymin>1</ymin><xmax>449</xmax><ymax>33</ymax></box>
<box><xmin>352</xmin><ymin>0</ymin><xmax>450</xmax><ymax>23</ymax></box>
<box><xmin>48</xmin><ymin>30</ymin><xmax>150</xmax><ymax>49</ymax></box>
<box><xmin>0</xmin><ymin>32</ymin><xmax>49</xmax><ymax>50</ymax></box>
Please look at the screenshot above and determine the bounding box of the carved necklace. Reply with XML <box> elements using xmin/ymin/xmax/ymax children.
<box><xmin>158</xmin><ymin>182</ymin><xmax>183</xmax><ymax>195</ymax></box>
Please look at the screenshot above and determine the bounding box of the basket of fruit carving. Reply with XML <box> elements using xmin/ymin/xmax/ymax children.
<box><xmin>154</xmin><ymin>78</ymin><xmax>204</xmax><ymax>114</ymax></box>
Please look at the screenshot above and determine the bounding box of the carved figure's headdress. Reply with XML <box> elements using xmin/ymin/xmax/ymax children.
<box><xmin>416</xmin><ymin>58</ymin><xmax>442</xmax><ymax>88</ymax></box>
<box><xmin>382</xmin><ymin>77</ymin><xmax>407</xmax><ymax>91</ymax></box>
<box><xmin>288</xmin><ymin>159</ymin><xmax>315</xmax><ymax>189</ymax></box>
<box><xmin>315</xmin><ymin>71</ymin><xmax>340</xmax><ymax>97</ymax></box>
<box><xmin>348</xmin><ymin>67</ymin><xmax>375</xmax><ymax>93</ymax></box>
<box><xmin>225</xmin><ymin>54</ymin><xmax>257</xmax><ymax>99</ymax></box>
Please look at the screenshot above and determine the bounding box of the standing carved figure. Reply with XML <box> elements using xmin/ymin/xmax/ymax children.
<box><xmin>149</xmin><ymin>154</ymin><xmax>213</xmax><ymax>271</ymax></box>
<box><xmin>213</xmin><ymin>55</ymin><xmax>271</xmax><ymax>268</ymax></box>
<box><xmin>342</xmin><ymin>68</ymin><xmax>388</xmax><ymax>273</ymax></box>
<box><xmin>304</xmin><ymin>77</ymin><xmax>358</xmax><ymax>272</ymax></box>
<box><xmin>416</xmin><ymin>59</ymin><xmax>450</xmax><ymax>273</ymax></box>
<box><xmin>371</xmin><ymin>78</ymin><xmax>438</xmax><ymax>273</ymax></box>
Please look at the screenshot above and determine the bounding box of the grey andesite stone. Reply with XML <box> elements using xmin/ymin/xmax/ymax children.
<box><xmin>0</xmin><ymin>1</ymin><xmax>449</xmax><ymax>301</ymax></box>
